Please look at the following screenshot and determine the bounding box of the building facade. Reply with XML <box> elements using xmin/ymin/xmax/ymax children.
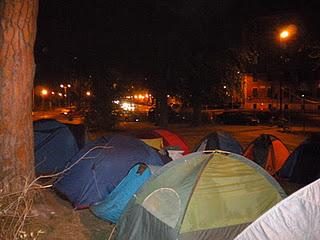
<box><xmin>243</xmin><ymin>74</ymin><xmax>320</xmax><ymax>112</ymax></box>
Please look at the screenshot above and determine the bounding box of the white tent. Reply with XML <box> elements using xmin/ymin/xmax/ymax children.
<box><xmin>235</xmin><ymin>178</ymin><xmax>320</xmax><ymax>240</ymax></box>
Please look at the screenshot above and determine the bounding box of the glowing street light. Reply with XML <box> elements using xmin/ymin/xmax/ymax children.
<box><xmin>41</xmin><ymin>89</ymin><xmax>48</xmax><ymax>96</ymax></box>
<box><xmin>277</xmin><ymin>24</ymin><xmax>297</xmax><ymax>117</ymax></box>
<box><xmin>86</xmin><ymin>91</ymin><xmax>91</xmax><ymax>96</ymax></box>
<box><xmin>60</xmin><ymin>83</ymin><xmax>71</xmax><ymax>106</ymax></box>
<box><xmin>278</xmin><ymin>24</ymin><xmax>297</xmax><ymax>43</ymax></box>
<box><xmin>40</xmin><ymin>89</ymin><xmax>48</xmax><ymax>110</ymax></box>
<box><xmin>280</xmin><ymin>30</ymin><xmax>289</xmax><ymax>39</ymax></box>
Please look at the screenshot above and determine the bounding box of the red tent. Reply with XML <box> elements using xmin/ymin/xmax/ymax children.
<box><xmin>133</xmin><ymin>129</ymin><xmax>190</xmax><ymax>155</ymax></box>
<box><xmin>153</xmin><ymin>129</ymin><xmax>189</xmax><ymax>154</ymax></box>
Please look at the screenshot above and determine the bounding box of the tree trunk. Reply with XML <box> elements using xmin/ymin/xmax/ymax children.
<box><xmin>158</xmin><ymin>89</ymin><xmax>168</xmax><ymax>128</ymax></box>
<box><xmin>0</xmin><ymin>0</ymin><xmax>38</xmax><ymax>190</ymax></box>
<box><xmin>191</xmin><ymin>99</ymin><xmax>202</xmax><ymax>127</ymax></box>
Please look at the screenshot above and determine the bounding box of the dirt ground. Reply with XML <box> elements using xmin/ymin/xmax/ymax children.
<box><xmin>31</xmin><ymin>122</ymin><xmax>316</xmax><ymax>240</ymax></box>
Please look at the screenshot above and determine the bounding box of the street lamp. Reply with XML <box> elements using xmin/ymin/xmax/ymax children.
<box><xmin>301</xmin><ymin>94</ymin><xmax>306</xmax><ymax>134</ymax></box>
<box><xmin>279</xmin><ymin>30</ymin><xmax>289</xmax><ymax>40</ymax></box>
<box><xmin>60</xmin><ymin>83</ymin><xmax>71</xmax><ymax>106</ymax></box>
<box><xmin>277</xmin><ymin>24</ymin><xmax>297</xmax><ymax>118</ymax></box>
<box><xmin>40</xmin><ymin>89</ymin><xmax>48</xmax><ymax>110</ymax></box>
<box><xmin>86</xmin><ymin>91</ymin><xmax>91</xmax><ymax>96</ymax></box>
<box><xmin>278</xmin><ymin>25</ymin><xmax>297</xmax><ymax>43</ymax></box>
<box><xmin>41</xmin><ymin>89</ymin><xmax>48</xmax><ymax>96</ymax></box>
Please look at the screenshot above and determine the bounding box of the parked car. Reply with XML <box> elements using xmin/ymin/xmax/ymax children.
<box><xmin>215</xmin><ymin>112</ymin><xmax>260</xmax><ymax>125</ymax></box>
<box><xmin>148</xmin><ymin>107</ymin><xmax>188</xmax><ymax>123</ymax></box>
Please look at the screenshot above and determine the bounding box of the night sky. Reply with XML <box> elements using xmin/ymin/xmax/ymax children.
<box><xmin>35</xmin><ymin>0</ymin><xmax>320</xmax><ymax>86</ymax></box>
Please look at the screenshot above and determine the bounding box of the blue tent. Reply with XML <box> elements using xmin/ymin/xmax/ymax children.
<box><xmin>54</xmin><ymin>134</ymin><xmax>164</xmax><ymax>209</ymax></box>
<box><xmin>193</xmin><ymin>131</ymin><xmax>243</xmax><ymax>154</ymax></box>
<box><xmin>65</xmin><ymin>123</ymin><xmax>87</xmax><ymax>149</ymax></box>
<box><xmin>278</xmin><ymin>135</ymin><xmax>320</xmax><ymax>184</ymax></box>
<box><xmin>90</xmin><ymin>164</ymin><xmax>151</xmax><ymax>223</ymax></box>
<box><xmin>34</xmin><ymin>119</ymin><xmax>79</xmax><ymax>175</ymax></box>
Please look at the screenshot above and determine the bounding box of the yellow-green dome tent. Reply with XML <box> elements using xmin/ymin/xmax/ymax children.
<box><xmin>116</xmin><ymin>151</ymin><xmax>286</xmax><ymax>240</ymax></box>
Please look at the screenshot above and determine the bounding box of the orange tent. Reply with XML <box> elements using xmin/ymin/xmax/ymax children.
<box><xmin>244</xmin><ymin>134</ymin><xmax>289</xmax><ymax>175</ymax></box>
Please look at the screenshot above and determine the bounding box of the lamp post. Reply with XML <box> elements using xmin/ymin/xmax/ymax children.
<box><xmin>301</xmin><ymin>94</ymin><xmax>306</xmax><ymax>134</ymax></box>
<box><xmin>277</xmin><ymin>25</ymin><xmax>297</xmax><ymax>119</ymax></box>
<box><xmin>40</xmin><ymin>88</ymin><xmax>48</xmax><ymax>110</ymax></box>
<box><xmin>60</xmin><ymin>83</ymin><xmax>71</xmax><ymax>107</ymax></box>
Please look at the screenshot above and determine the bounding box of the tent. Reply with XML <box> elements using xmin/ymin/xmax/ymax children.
<box><xmin>54</xmin><ymin>134</ymin><xmax>164</xmax><ymax>209</ymax></box>
<box><xmin>234</xmin><ymin>178</ymin><xmax>320</xmax><ymax>240</ymax></box>
<box><xmin>65</xmin><ymin>123</ymin><xmax>88</xmax><ymax>149</ymax></box>
<box><xmin>153</xmin><ymin>129</ymin><xmax>189</xmax><ymax>154</ymax></box>
<box><xmin>140</xmin><ymin>138</ymin><xmax>164</xmax><ymax>150</ymax></box>
<box><xmin>116</xmin><ymin>151</ymin><xmax>286</xmax><ymax>240</ymax></box>
<box><xmin>34</xmin><ymin>119</ymin><xmax>79</xmax><ymax>175</ymax></box>
<box><xmin>133</xmin><ymin>129</ymin><xmax>189</xmax><ymax>161</ymax></box>
<box><xmin>91</xmin><ymin>164</ymin><xmax>151</xmax><ymax>223</ymax></box>
<box><xmin>278</xmin><ymin>135</ymin><xmax>320</xmax><ymax>184</ymax></box>
<box><xmin>243</xmin><ymin>134</ymin><xmax>289</xmax><ymax>175</ymax></box>
<box><xmin>133</xmin><ymin>129</ymin><xmax>189</xmax><ymax>154</ymax></box>
<box><xmin>193</xmin><ymin>131</ymin><xmax>243</xmax><ymax>154</ymax></box>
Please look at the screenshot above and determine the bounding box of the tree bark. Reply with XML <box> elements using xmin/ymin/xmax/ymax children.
<box><xmin>0</xmin><ymin>0</ymin><xmax>38</xmax><ymax>190</ymax></box>
<box><xmin>191</xmin><ymin>101</ymin><xmax>202</xmax><ymax>127</ymax></box>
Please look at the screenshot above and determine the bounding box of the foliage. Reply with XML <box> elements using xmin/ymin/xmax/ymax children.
<box><xmin>70</xmin><ymin>76</ymin><xmax>93</xmax><ymax>112</ymax></box>
<box><xmin>212</xmin><ymin>47</ymin><xmax>257</xmax><ymax>100</ymax></box>
<box><xmin>85</xmin><ymin>68</ymin><xmax>118</xmax><ymax>130</ymax></box>
<box><xmin>300</xmin><ymin>40</ymin><xmax>320</xmax><ymax>71</ymax></box>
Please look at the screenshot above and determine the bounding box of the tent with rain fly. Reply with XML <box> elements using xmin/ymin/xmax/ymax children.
<box><xmin>193</xmin><ymin>131</ymin><xmax>243</xmax><ymax>154</ymax></box>
<box><xmin>278</xmin><ymin>134</ymin><xmax>320</xmax><ymax>184</ymax></box>
<box><xmin>243</xmin><ymin>134</ymin><xmax>289</xmax><ymax>175</ymax></box>
<box><xmin>116</xmin><ymin>151</ymin><xmax>286</xmax><ymax>240</ymax></box>
<box><xmin>152</xmin><ymin>129</ymin><xmax>189</xmax><ymax>154</ymax></box>
<box><xmin>234</xmin><ymin>178</ymin><xmax>320</xmax><ymax>240</ymax></box>
<box><xmin>133</xmin><ymin>129</ymin><xmax>189</xmax><ymax>160</ymax></box>
<box><xmin>34</xmin><ymin>119</ymin><xmax>79</xmax><ymax>175</ymax></box>
<box><xmin>54</xmin><ymin>134</ymin><xmax>164</xmax><ymax>209</ymax></box>
<box><xmin>90</xmin><ymin>164</ymin><xmax>151</xmax><ymax>223</ymax></box>
<box><xmin>133</xmin><ymin>129</ymin><xmax>189</xmax><ymax>154</ymax></box>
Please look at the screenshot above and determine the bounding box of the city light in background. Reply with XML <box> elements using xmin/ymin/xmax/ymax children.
<box><xmin>41</xmin><ymin>89</ymin><xmax>48</xmax><ymax>96</ymax></box>
<box><xmin>121</xmin><ymin>102</ymin><xmax>135</xmax><ymax>111</ymax></box>
<box><xmin>33</xmin><ymin>83</ymin><xmax>157</xmax><ymax>114</ymax></box>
